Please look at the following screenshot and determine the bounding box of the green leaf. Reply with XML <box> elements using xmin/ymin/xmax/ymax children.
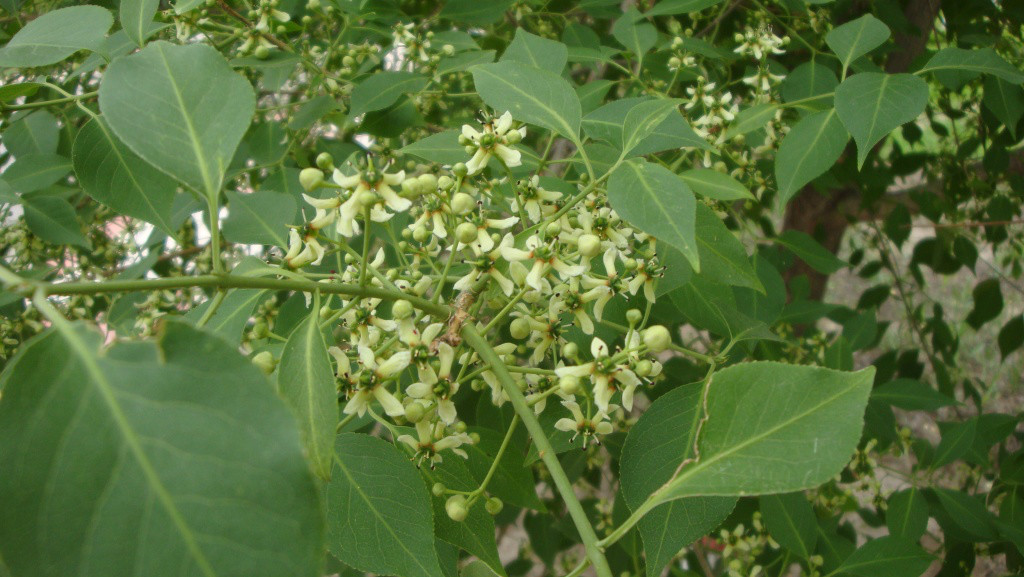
<box><xmin>775</xmin><ymin>230</ymin><xmax>847</xmax><ymax>274</ymax></box>
<box><xmin>350</xmin><ymin>72</ymin><xmax>429</xmax><ymax>118</ymax></box>
<box><xmin>870</xmin><ymin>379</ymin><xmax>958</xmax><ymax>411</ymax></box>
<box><xmin>761</xmin><ymin>492</ymin><xmax>818</xmax><ymax>559</ymax></box>
<box><xmin>999</xmin><ymin>315</ymin><xmax>1024</xmax><ymax>359</ymax></box>
<box><xmin>933</xmin><ymin>488</ymin><xmax>999</xmax><ymax>541</ymax></box>
<box><xmin>920</xmin><ymin>47</ymin><xmax>1024</xmax><ymax>84</ymax></box>
<box><xmin>775</xmin><ymin>109</ymin><xmax>849</xmax><ymax>204</ymax></box>
<box><xmin>327</xmin><ymin>433</ymin><xmax>444</xmax><ymax>577</ymax></box>
<box><xmin>932</xmin><ymin>417</ymin><xmax>977</xmax><ymax>469</ymax></box>
<box><xmin>966</xmin><ymin>277</ymin><xmax>1003</xmax><ymax>329</ymax></box>
<box><xmin>0</xmin><ymin>6</ymin><xmax>112</xmax><ymax>67</ymax></box>
<box><xmin>466</xmin><ymin>428</ymin><xmax>544</xmax><ymax>510</ymax></box>
<box><xmin>608</xmin><ymin>160</ymin><xmax>699</xmax><ymax>271</ymax></box>
<box><xmin>725</xmin><ymin>103</ymin><xmax>780</xmax><ymax>138</ymax></box>
<box><xmin>2</xmin><ymin>153</ymin><xmax>71</xmax><ymax>193</ymax></box>
<box><xmin>438</xmin><ymin>50</ymin><xmax>496</xmax><ymax>75</ymax></box>
<box><xmin>439</xmin><ymin>0</ymin><xmax>515</xmax><ymax>24</ymax></box>
<box><xmin>21</xmin><ymin>195</ymin><xmax>90</xmax><ymax>248</ymax></box>
<box><xmin>984</xmin><ymin>76</ymin><xmax>1024</xmax><ymax>137</ymax></box>
<box><xmin>471</xmin><ymin>61</ymin><xmax>582</xmax><ymax>140</ymax></box>
<box><xmin>99</xmin><ymin>41</ymin><xmax>256</xmax><ymax>198</ymax></box>
<box><xmin>654</xmin><ymin>362</ymin><xmax>874</xmax><ymax>501</ymax></box>
<box><xmin>224</xmin><ymin>189</ymin><xmax>297</xmax><ymax>247</ymax></box>
<box><xmin>834</xmin><ymin>73</ymin><xmax>928</xmax><ymax>168</ymax></box>
<box><xmin>694</xmin><ymin>204</ymin><xmax>762</xmax><ymax>292</ymax></box>
<box><xmin>622</xmin><ymin>98</ymin><xmax>684</xmax><ymax>157</ymax></box>
<box><xmin>824</xmin><ymin>14</ymin><xmax>890</xmax><ymax>74</ymax></box>
<box><xmin>668</xmin><ymin>278</ymin><xmax>777</xmax><ymax>342</ymax></box>
<box><xmin>584</xmin><ymin>98</ymin><xmax>707</xmax><ymax>153</ymax></box>
<box><xmin>277</xmin><ymin>311</ymin><xmax>337</xmax><ymax>480</ymax></box>
<box><xmin>646</xmin><ymin>0</ymin><xmax>724</xmax><ymax>15</ymax></box>
<box><xmin>0</xmin><ymin>320</ymin><xmax>324</xmax><ymax>577</ymax></box>
<box><xmin>835</xmin><ymin>536</ymin><xmax>934</xmax><ymax>577</ymax></box>
<box><xmin>612</xmin><ymin>9</ymin><xmax>656</xmax><ymax>66</ymax></box>
<box><xmin>680</xmin><ymin>168</ymin><xmax>754</xmax><ymax>201</ymax></box>
<box><xmin>781</xmin><ymin>62</ymin><xmax>838</xmax><ymax>106</ymax></box>
<box><xmin>186</xmin><ymin>258</ymin><xmax>268</xmax><ymax>346</ymax></box>
<box><xmin>630</xmin><ymin>110</ymin><xmax>710</xmax><ymax>153</ymax></box>
<box><xmin>121</xmin><ymin>0</ymin><xmax>160</xmax><ymax>47</ymax></box>
<box><xmin>73</xmin><ymin>117</ymin><xmax>180</xmax><ymax>235</ymax></box>
<box><xmin>620</xmin><ymin>382</ymin><xmax>737</xmax><ymax>577</ymax></box>
<box><xmin>4</xmin><ymin>110</ymin><xmax>59</xmax><ymax>157</ymax></box>
<box><xmin>400</xmin><ymin>130</ymin><xmax>467</xmax><ymax>165</ymax></box>
<box><xmin>887</xmin><ymin>488</ymin><xmax>929</xmax><ymax>541</ymax></box>
<box><xmin>501</xmin><ymin>28</ymin><xmax>567</xmax><ymax>73</ymax></box>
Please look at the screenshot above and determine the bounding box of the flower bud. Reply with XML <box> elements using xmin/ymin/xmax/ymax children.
<box><xmin>455</xmin><ymin>222</ymin><xmax>478</xmax><ymax>244</ymax></box>
<box><xmin>559</xmin><ymin>375</ymin><xmax>580</xmax><ymax>395</ymax></box>
<box><xmin>578</xmin><ymin>234</ymin><xmax>602</xmax><ymax>258</ymax></box>
<box><xmin>643</xmin><ymin>325</ymin><xmax>672</xmax><ymax>353</ymax></box>
<box><xmin>357</xmin><ymin>190</ymin><xmax>378</xmax><ymax>208</ymax></box>
<box><xmin>404</xmin><ymin>402</ymin><xmax>425</xmax><ymax>423</ymax></box>
<box><xmin>452</xmin><ymin>163</ymin><xmax>468</xmax><ymax>178</ymax></box>
<box><xmin>306</xmin><ymin>0</ymin><xmax>320</xmax><ymax>9</ymax></box>
<box><xmin>437</xmin><ymin>175</ymin><xmax>454</xmax><ymax>190</ymax></box>
<box><xmin>445</xmin><ymin>495</ymin><xmax>468</xmax><ymax>522</ymax></box>
<box><xmin>392</xmin><ymin>299</ymin><xmax>414</xmax><ymax>319</ymax></box>
<box><xmin>451</xmin><ymin>192</ymin><xmax>475</xmax><ymax>215</ymax></box>
<box><xmin>561</xmin><ymin>342</ymin><xmax>579</xmax><ymax>359</ymax></box>
<box><xmin>545</xmin><ymin>221</ymin><xmax>562</xmax><ymax>237</ymax></box>
<box><xmin>432</xmin><ymin>482</ymin><xmax>446</xmax><ymax>497</ymax></box>
<box><xmin>668</xmin><ymin>56</ymin><xmax>682</xmax><ymax>68</ymax></box>
<box><xmin>626</xmin><ymin>309</ymin><xmax>643</xmax><ymax>325</ymax></box>
<box><xmin>401</xmin><ymin>178</ymin><xmax>420</xmax><ymax>196</ymax></box>
<box><xmin>505</xmin><ymin>129</ymin><xmax>523</xmax><ymax>144</ymax></box>
<box><xmin>455</xmin><ymin>421</ymin><xmax>468</xmax><ymax>433</ymax></box>
<box><xmin>315</xmin><ymin>152</ymin><xmax>334</xmax><ymax>171</ymax></box>
<box><xmin>485</xmin><ymin>497</ymin><xmax>504</xmax><ymax>515</ymax></box>
<box><xmin>634</xmin><ymin>359</ymin><xmax>653</xmax><ymax>377</ymax></box>
<box><xmin>417</xmin><ymin>173</ymin><xmax>438</xmax><ymax>192</ymax></box>
<box><xmin>509</xmin><ymin>318</ymin><xmax>531</xmax><ymax>340</ymax></box>
<box><xmin>254</xmin><ymin>45</ymin><xmax>270</xmax><ymax>60</ymax></box>
<box><xmin>251</xmin><ymin>351</ymin><xmax>276</xmax><ymax>375</ymax></box>
<box><xmin>299</xmin><ymin>167</ymin><xmax>324</xmax><ymax>192</ymax></box>
<box><xmin>412</xmin><ymin>226</ymin><xmax>430</xmax><ymax>243</ymax></box>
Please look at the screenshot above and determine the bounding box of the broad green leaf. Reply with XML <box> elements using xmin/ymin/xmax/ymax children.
<box><xmin>1000</xmin><ymin>315</ymin><xmax>1024</xmax><ymax>359</ymax></box>
<box><xmin>983</xmin><ymin>76</ymin><xmax>1024</xmax><ymax>138</ymax></box>
<box><xmin>646</xmin><ymin>0</ymin><xmax>724</xmax><ymax>15</ymax></box>
<box><xmin>835</xmin><ymin>536</ymin><xmax>933</xmax><ymax>576</ymax></box>
<box><xmin>933</xmin><ymin>488</ymin><xmax>999</xmax><ymax>541</ymax></box>
<box><xmin>439</xmin><ymin>0</ymin><xmax>515</xmax><ymax>24</ymax></box>
<box><xmin>932</xmin><ymin>418</ymin><xmax>977</xmax><ymax>469</ymax></box>
<box><xmin>223</xmin><ymin>189</ymin><xmax>297</xmax><ymax>247</ymax></box>
<box><xmin>622</xmin><ymin>98</ymin><xmax>684</xmax><ymax>156</ymax></box>
<box><xmin>654</xmin><ymin>362</ymin><xmax>874</xmax><ymax>501</ymax></box>
<box><xmin>775</xmin><ymin>230</ymin><xmax>847</xmax><ymax>274</ymax></box>
<box><xmin>583</xmin><ymin>97</ymin><xmax>647</xmax><ymax>146</ymax></box>
<box><xmin>21</xmin><ymin>195</ymin><xmax>89</xmax><ymax>248</ymax></box>
<box><xmin>0</xmin><ymin>179</ymin><xmax>17</xmax><ymax>204</ymax></box>
<box><xmin>668</xmin><ymin>278</ymin><xmax>776</xmax><ymax>342</ymax></box>
<box><xmin>121</xmin><ymin>0</ymin><xmax>160</xmax><ymax>47</ymax></box>
<box><xmin>966</xmin><ymin>277</ymin><xmax>1003</xmax><ymax>329</ymax></box>
<box><xmin>584</xmin><ymin>98</ymin><xmax>707</xmax><ymax>152</ymax></box>
<box><xmin>725</xmin><ymin>103</ymin><xmax>779</xmax><ymax>138</ymax></box>
<box><xmin>781</xmin><ymin>62</ymin><xmax>838</xmax><ymax>106</ymax></box>
<box><xmin>0</xmin><ymin>6</ymin><xmax>112</xmax><ymax>67</ymax></box>
<box><xmin>870</xmin><ymin>379</ymin><xmax>958</xmax><ymax>411</ymax></box>
<box><xmin>438</xmin><ymin>50</ymin><xmax>496</xmax><ymax>75</ymax></box>
<box><xmin>612</xmin><ymin>9</ymin><xmax>656</xmax><ymax>66</ymax></box>
<box><xmin>327</xmin><ymin>433</ymin><xmax>444</xmax><ymax>577</ymax></box>
<box><xmin>350</xmin><ymin>72</ymin><xmax>429</xmax><ymax>118</ymax></box>
<box><xmin>2</xmin><ymin>153</ymin><xmax>71</xmax><ymax>193</ymax></box>
<box><xmin>501</xmin><ymin>28</ymin><xmax>567</xmax><ymax>73</ymax></box>
<box><xmin>694</xmin><ymin>204</ymin><xmax>762</xmax><ymax>292</ymax></box>
<box><xmin>4</xmin><ymin>110</ymin><xmax>59</xmax><ymax>157</ymax></box>
<box><xmin>471</xmin><ymin>61</ymin><xmax>582</xmax><ymax>139</ymax></box>
<box><xmin>680</xmin><ymin>168</ymin><xmax>754</xmax><ymax>201</ymax></box>
<box><xmin>608</xmin><ymin>160</ymin><xmax>699</xmax><ymax>271</ymax></box>
<box><xmin>887</xmin><ymin>488</ymin><xmax>929</xmax><ymax>541</ymax></box>
<box><xmin>775</xmin><ymin>109</ymin><xmax>849</xmax><ymax>204</ymax></box>
<box><xmin>186</xmin><ymin>258</ymin><xmax>268</xmax><ymax>346</ymax></box>
<box><xmin>0</xmin><ymin>320</ymin><xmax>324</xmax><ymax>577</ymax></box>
<box><xmin>0</xmin><ymin>82</ymin><xmax>41</xmax><ymax>103</ymax></box>
<box><xmin>73</xmin><ymin>117</ymin><xmax>180</xmax><ymax>235</ymax></box>
<box><xmin>825</xmin><ymin>14</ymin><xmax>890</xmax><ymax>74</ymax></box>
<box><xmin>630</xmin><ymin>110</ymin><xmax>711</xmax><ymax>153</ymax></box>
<box><xmin>834</xmin><ymin>73</ymin><xmax>928</xmax><ymax>168</ymax></box>
<box><xmin>762</xmin><ymin>492</ymin><xmax>817</xmax><ymax>559</ymax></box>
<box><xmin>400</xmin><ymin>130</ymin><xmax>467</xmax><ymax>165</ymax></box>
<box><xmin>920</xmin><ymin>47</ymin><xmax>1024</xmax><ymax>84</ymax></box>
<box><xmin>99</xmin><ymin>41</ymin><xmax>256</xmax><ymax>198</ymax></box>
<box><xmin>277</xmin><ymin>310</ymin><xmax>336</xmax><ymax>480</ymax></box>
<box><xmin>620</xmin><ymin>382</ymin><xmax>737</xmax><ymax>577</ymax></box>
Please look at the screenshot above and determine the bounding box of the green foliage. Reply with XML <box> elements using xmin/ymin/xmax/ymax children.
<box><xmin>1</xmin><ymin>1</ymin><xmax>1023</xmax><ymax>576</ymax></box>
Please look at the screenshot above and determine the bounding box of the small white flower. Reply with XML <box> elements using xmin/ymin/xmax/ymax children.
<box><xmin>553</xmin><ymin>400</ymin><xmax>613</xmax><ymax>447</ymax></box>
<box><xmin>397</xmin><ymin>420</ymin><xmax>473</xmax><ymax>468</ymax></box>
<box><xmin>461</xmin><ymin>111</ymin><xmax>526</xmax><ymax>175</ymax></box>
<box><xmin>333</xmin><ymin>345</ymin><xmax>410</xmax><ymax>418</ymax></box>
<box><xmin>555</xmin><ymin>337</ymin><xmax>641</xmax><ymax>411</ymax></box>
<box><xmin>406</xmin><ymin>342</ymin><xmax>460</xmax><ymax>424</ymax></box>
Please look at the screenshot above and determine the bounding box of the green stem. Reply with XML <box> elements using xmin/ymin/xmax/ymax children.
<box><xmin>470</xmin><ymin>414</ymin><xmax>519</xmax><ymax>502</ymax></box>
<box><xmin>1</xmin><ymin>91</ymin><xmax>97</xmax><ymax>111</ymax></box>
<box><xmin>197</xmin><ymin>290</ymin><xmax>227</xmax><ymax>327</ymax></box>
<box><xmin>359</xmin><ymin>207</ymin><xmax>371</xmax><ymax>287</ymax></box>
<box><xmin>206</xmin><ymin>196</ymin><xmax>224</xmax><ymax>275</ymax></box>
<box><xmin>460</xmin><ymin>325</ymin><xmax>613</xmax><ymax>577</ymax></box>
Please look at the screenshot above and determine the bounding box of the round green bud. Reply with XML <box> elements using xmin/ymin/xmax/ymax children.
<box><xmin>306</xmin><ymin>0</ymin><xmax>320</xmax><ymax>9</ymax></box>
<box><xmin>432</xmin><ymin>482</ymin><xmax>446</xmax><ymax>497</ymax></box>
<box><xmin>445</xmin><ymin>495</ymin><xmax>468</xmax><ymax>522</ymax></box>
<box><xmin>315</xmin><ymin>152</ymin><xmax>334</xmax><ymax>171</ymax></box>
<box><xmin>668</xmin><ymin>56</ymin><xmax>682</xmax><ymax>68</ymax></box>
<box><xmin>505</xmin><ymin>129</ymin><xmax>523</xmax><ymax>144</ymax></box>
<box><xmin>455</xmin><ymin>222</ymin><xmax>478</xmax><ymax>245</ymax></box>
<box><xmin>437</xmin><ymin>175</ymin><xmax>454</xmax><ymax>190</ymax></box>
<box><xmin>452</xmin><ymin>163</ymin><xmax>468</xmax><ymax>178</ymax></box>
<box><xmin>442</xmin><ymin>44</ymin><xmax>455</xmax><ymax>56</ymax></box>
<box><xmin>451</xmin><ymin>192</ymin><xmax>475</xmax><ymax>215</ymax></box>
<box><xmin>412</xmin><ymin>226</ymin><xmax>430</xmax><ymax>243</ymax></box>
<box><xmin>624</xmin><ymin>258</ymin><xmax>638</xmax><ymax>271</ymax></box>
<box><xmin>643</xmin><ymin>325</ymin><xmax>673</xmax><ymax>353</ymax></box>
<box><xmin>469</xmin><ymin>432</ymin><xmax>480</xmax><ymax>443</ymax></box>
<box><xmin>254</xmin><ymin>45</ymin><xmax>270</xmax><ymax>60</ymax></box>
<box><xmin>561</xmin><ymin>341</ymin><xmax>579</xmax><ymax>359</ymax></box>
<box><xmin>485</xmin><ymin>497</ymin><xmax>504</xmax><ymax>515</ymax></box>
<box><xmin>301</xmin><ymin>14</ymin><xmax>312</xmax><ymax>24</ymax></box>
<box><xmin>401</xmin><ymin>178</ymin><xmax>420</xmax><ymax>196</ymax></box>
<box><xmin>357</xmin><ymin>190</ymin><xmax>378</xmax><ymax>208</ymax></box>
<box><xmin>559</xmin><ymin>375</ymin><xmax>580</xmax><ymax>395</ymax></box>
<box><xmin>578</xmin><ymin>234</ymin><xmax>602</xmax><ymax>258</ymax></box>
<box><xmin>417</xmin><ymin>173</ymin><xmax>438</xmax><ymax>192</ymax></box>
<box><xmin>251</xmin><ymin>351</ymin><xmax>276</xmax><ymax>375</ymax></box>
<box><xmin>404</xmin><ymin>402</ymin><xmax>425</xmax><ymax>423</ymax></box>
<box><xmin>455</xmin><ymin>421</ymin><xmax>468</xmax><ymax>433</ymax></box>
<box><xmin>626</xmin><ymin>309</ymin><xmax>643</xmax><ymax>325</ymax></box>
<box><xmin>299</xmin><ymin>167</ymin><xmax>324</xmax><ymax>192</ymax></box>
<box><xmin>458</xmin><ymin>134</ymin><xmax>472</xmax><ymax>146</ymax></box>
<box><xmin>634</xmin><ymin>359</ymin><xmax>653</xmax><ymax>377</ymax></box>
<box><xmin>464</xmin><ymin>145</ymin><xmax>476</xmax><ymax>155</ymax></box>
<box><xmin>509</xmin><ymin>318</ymin><xmax>532</xmax><ymax>340</ymax></box>
<box><xmin>545</xmin><ymin>221</ymin><xmax>562</xmax><ymax>237</ymax></box>
<box><xmin>342</xmin><ymin>55</ymin><xmax>355</xmax><ymax>67</ymax></box>
<box><xmin>392</xmin><ymin>299</ymin><xmax>414</xmax><ymax>319</ymax></box>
